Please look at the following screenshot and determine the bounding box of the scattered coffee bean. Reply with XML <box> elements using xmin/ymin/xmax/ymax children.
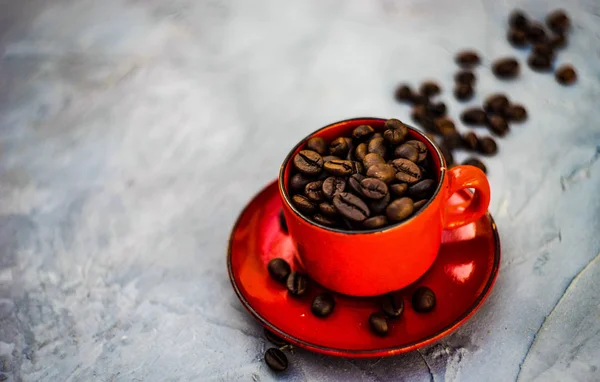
<box><xmin>386</xmin><ymin>197</ymin><xmax>414</xmax><ymax>222</ymax></box>
<box><xmin>390</xmin><ymin>183</ymin><xmax>408</xmax><ymax>197</ymax></box>
<box><xmin>484</xmin><ymin>94</ymin><xmax>510</xmax><ymax>115</ymax></box>
<box><xmin>507</xmin><ymin>28</ymin><xmax>528</xmax><ymax>47</ymax></box>
<box><xmin>322</xmin><ymin>177</ymin><xmax>347</xmax><ymax>199</ymax></box>
<box><xmin>412</xmin><ymin>286</ymin><xmax>436</xmax><ymax>313</ymax></box>
<box><xmin>394</xmin><ymin>143</ymin><xmax>419</xmax><ymax>163</ymax></box>
<box><xmin>546</xmin><ymin>9</ymin><xmax>570</xmax><ymax>34</ymax></box>
<box><xmin>505</xmin><ymin>105</ymin><xmax>528</xmax><ymax>122</ymax></box>
<box><xmin>363</xmin><ymin>215</ymin><xmax>388</xmax><ymax>229</ymax></box>
<box><xmin>411</xmin><ymin>93</ymin><xmax>429</xmax><ymax>105</ymax></box>
<box><xmin>368</xmin><ymin>192</ymin><xmax>391</xmax><ymax>215</ymax></box>
<box><xmin>462</xmin><ymin>132</ymin><xmax>479</xmax><ymax>151</ymax></box>
<box><xmin>319</xmin><ymin>202</ymin><xmax>338</xmax><ymax>217</ymax></box>
<box><xmin>367</xmin><ymin>163</ymin><xmax>397</xmax><ymax>184</ymax></box>
<box><xmin>267</xmin><ymin>258</ymin><xmax>291</xmax><ymax>283</ymax></box>
<box><xmin>369</xmin><ymin>312</ymin><xmax>389</xmax><ymax>336</ymax></box>
<box><xmin>461</xmin><ymin>108</ymin><xmax>488</xmax><ymax>125</ymax></box>
<box><xmin>292</xmin><ymin>194</ymin><xmax>316</xmax><ymax>215</ymax></box>
<box><xmin>549</xmin><ymin>33</ymin><xmax>567</xmax><ymax>49</ymax></box>
<box><xmin>265</xmin><ymin>348</ymin><xmax>288</xmax><ymax>372</ymax></box>
<box><xmin>293</xmin><ymin>150</ymin><xmax>323</xmax><ymax>175</ymax></box>
<box><xmin>286</xmin><ymin>272</ymin><xmax>308</xmax><ymax>296</ymax></box>
<box><xmin>368</xmin><ymin>137</ymin><xmax>387</xmax><ymax>158</ymax></box>
<box><xmin>426</xmin><ymin>102</ymin><xmax>447</xmax><ymax>118</ymax></box>
<box><xmin>333</xmin><ymin>192</ymin><xmax>370</xmax><ymax>222</ymax></box>
<box><xmin>408</xmin><ymin>179</ymin><xmax>436</xmax><ymax>200</ymax></box>
<box><xmin>533</xmin><ymin>44</ymin><xmax>555</xmax><ymax>59</ymax></box>
<box><xmin>353</xmin><ymin>125</ymin><xmax>375</xmax><ymax>141</ymax></box>
<box><xmin>478</xmin><ymin>137</ymin><xmax>499</xmax><ymax>155</ymax></box>
<box><xmin>454</xmin><ymin>83</ymin><xmax>474</xmax><ymax>101</ymax></box>
<box><xmin>264</xmin><ymin>328</ymin><xmax>288</xmax><ymax>347</ymax></box>
<box><xmin>492</xmin><ymin>58</ymin><xmax>520</xmax><ymax>79</ymax></box>
<box><xmin>526</xmin><ymin>22</ymin><xmax>547</xmax><ymax>43</ymax></box>
<box><xmin>509</xmin><ymin>9</ymin><xmax>529</xmax><ymax>29</ymax></box>
<box><xmin>307</xmin><ymin>137</ymin><xmax>328</xmax><ymax>155</ymax></box>
<box><xmin>419</xmin><ymin>81</ymin><xmax>441</xmax><ymax>97</ymax></box>
<box><xmin>392</xmin><ymin>159</ymin><xmax>422</xmax><ymax>184</ymax></box>
<box><xmin>434</xmin><ymin>117</ymin><xmax>456</xmax><ymax>134</ymax></box>
<box><xmin>381</xmin><ymin>294</ymin><xmax>404</xmax><ymax>318</ymax></box>
<box><xmin>555</xmin><ymin>65</ymin><xmax>577</xmax><ymax>85</ymax></box>
<box><xmin>359</xmin><ymin>178</ymin><xmax>389</xmax><ymax>200</ymax></box>
<box><xmin>413</xmin><ymin>199</ymin><xmax>428</xmax><ymax>210</ymax></box>
<box><xmin>324</xmin><ymin>159</ymin><xmax>354</xmax><ymax>176</ymax></box>
<box><xmin>454</xmin><ymin>70</ymin><xmax>475</xmax><ymax>84</ymax></box>
<box><xmin>439</xmin><ymin>144</ymin><xmax>455</xmax><ymax>166</ymax></box>
<box><xmin>487</xmin><ymin>115</ymin><xmax>510</xmax><ymax>137</ymax></box>
<box><xmin>311</xmin><ymin>293</ymin><xmax>335</xmax><ymax>317</ymax></box>
<box><xmin>528</xmin><ymin>54</ymin><xmax>553</xmax><ymax>72</ymax></box>
<box><xmin>305</xmin><ymin>180</ymin><xmax>325</xmax><ymax>202</ymax></box>
<box><xmin>455</xmin><ymin>50</ymin><xmax>481</xmax><ymax>68</ymax></box>
<box><xmin>394</xmin><ymin>84</ymin><xmax>414</xmax><ymax>103</ymax></box>
<box><xmin>329</xmin><ymin>137</ymin><xmax>350</xmax><ymax>157</ymax></box>
<box><xmin>442</xmin><ymin>133</ymin><xmax>463</xmax><ymax>151</ymax></box>
<box><xmin>279</xmin><ymin>210</ymin><xmax>288</xmax><ymax>234</ymax></box>
<box><xmin>462</xmin><ymin>157</ymin><xmax>487</xmax><ymax>174</ymax></box>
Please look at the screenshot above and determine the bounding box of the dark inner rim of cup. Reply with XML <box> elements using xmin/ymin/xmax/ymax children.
<box><xmin>278</xmin><ymin>117</ymin><xmax>447</xmax><ymax>234</ymax></box>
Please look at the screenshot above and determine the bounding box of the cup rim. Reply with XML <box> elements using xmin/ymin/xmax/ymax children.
<box><xmin>278</xmin><ymin>117</ymin><xmax>448</xmax><ymax>234</ymax></box>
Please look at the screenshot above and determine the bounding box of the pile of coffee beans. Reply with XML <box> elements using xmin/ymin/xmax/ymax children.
<box><xmin>287</xmin><ymin>119</ymin><xmax>438</xmax><ymax>230</ymax></box>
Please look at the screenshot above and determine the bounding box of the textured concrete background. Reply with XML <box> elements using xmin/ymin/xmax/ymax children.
<box><xmin>0</xmin><ymin>0</ymin><xmax>599</xmax><ymax>381</ymax></box>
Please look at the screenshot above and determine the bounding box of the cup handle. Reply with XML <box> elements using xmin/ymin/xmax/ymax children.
<box><xmin>443</xmin><ymin>165</ymin><xmax>491</xmax><ymax>229</ymax></box>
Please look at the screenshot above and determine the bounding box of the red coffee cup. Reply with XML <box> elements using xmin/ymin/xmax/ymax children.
<box><xmin>279</xmin><ymin>118</ymin><xmax>491</xmax><ymax>297</ymax></box>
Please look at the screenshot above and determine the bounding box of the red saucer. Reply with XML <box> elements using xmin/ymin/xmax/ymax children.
<box><xmin>228</xmin><ymin>181</ymin><xmax>500</xmax><ymax>358</ymax></box>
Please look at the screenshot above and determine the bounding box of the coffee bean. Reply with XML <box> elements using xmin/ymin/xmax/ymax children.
<box><xmin>311</xmin><ymin>293</ymin><xmax>335</xmax><ymax>317</ymax></box>
<box><xmin>355</xmin><ymin>143</ymin><xmax>368</xmax><ymax>161</ymax></box>
<box><xmin>322</xmin><ymin>155</ymin><xmax>341</xmax><ymax>163</ymax></box>
<box><xmin>286</xmin><ymin>272</ymin><xmax>308</xmax><ymax>296</ymax></box>
<box><xmin>386</xmin><ymin>197</ymin><xmax>414</xmax><ymax>222</ymax></box>
<box><xmin>333</xmin><ymin>192</ymin><xmax>370</xmax><ymax>222</ymax></box>
<box><xmin>546</xmin><ymin>9</ymin><xmax>570</xmax><ymax>34</ymax></box>
<box><xmin>264</xmin><ymin>328</ymin><xmax>288</xmax><ymax>347</ymax></box>
<box><xmin>411</xmin><ymin>105</ymin><xmax>427</xmax><ymax>124</ymax></box>
<box><xmin>434</xmin><ymin>117</ymin><xmax>455</xmax><ymax>133</ymax></box>
<box><xmin>265</xmin><ymin>348</ymin><xmax>288</xmax><ymax>372</ymax></box>
<box><xmin>368</xmin><ymin>137</ymin><xmax>387</xmax><ymax>158</ymax></box>
<box><xmin>454</xmin><ymin>70</ymin><xmax>476</xmax><ymax>84</ymax></box>
<box><xmin>359</xmin><ymin>178</ymin><xmax>389</xmax><ymax>200</ymax></box>
<box><xmin>369</xmin><ymin>312</ymin><xmax>389</xmax><ymax>336</ymax></box>
<box><xmin>290</xmin><ymin>173</ymin><xmax>313</xmax><ymax>191</ymax></box>
<box><xmin>492</xmin><ymin>58</ymin><xmax>520</xmax><ymax>79</ymax></box>
<box><xmin>455</xmin><ymin>50</ymin><xmax>481</xmax><ymax>68</ymax></box>
<box><xmin>304</xmin><ymin>180</ymin><xmax>325</xmax><ymax>202</ymax></box>
<box><xmin>366</xmin><ymin>163</ymin><xmax>397</xmax><ymax>184</ymax></box>
<box><xmin>411</xmin><ymin>93</ymin><xmax>429</xmax><ymax>105</ymax></box>
<box><xmin>306</xmin><ymin>137</ymin><xmax>328</xmax><ymax>155</ymax></box>
<box><xmin>329</xmin><ymin>137</ymin><xmax>350</xmax><ymax>157</ymax></box>
<box><xmin>555</xmin><ymin>65</ymin><xmax>577</xmax><ymax>85</ymax></box>
<box><xmin>394</xmin><ymin>84</ymin><xmax>414</xmax><ymax>103</ymax></box>
<box><xmin>381</xmin><ymin>294</ymin><xmax>404</xmax><ymax>318</ymax></box>
<box><xmin>526</xmin><ymin>22</ymin><xmax>547</xmax><ymax>43</ymax></box>
<box><xmin>368</xmin><ymin>192</ymin><xmax>390</xmax><ymax>215</ymax></box>
<box><xmin>426</xmin><ymin>102</ymin><xmax>447</xmax><ymax>118</ymax></box>
<box><xmin>352</xmin><ymin>125</ymin><xmax>375</xmax><ymax>141</ymax></box>
<box><xmin>505</xmin><ymin>105</ymin><xmax>528</xmax><ymax>122</ymax></box>
<box><xmin>413</xmin><ymin>199</ymin><xmax>428</xmax><ymax>210</ymax></box>
<box><xmin>454</xmin><ymin>83</ymin><xmax>474</xmax><ymax>101</ymax></box>
<box><xmin>527</xmin><ymin>54</ymin><xmax>553</xmax><ymax>72</ymax></box>
<box><xmin>549</xmin><ymin>33</ymin><xmax>567</xmax><ymax>49</ymax></box>
<box><xmin>487</xmin><ymin>115</ymin><xmax>510</xmax><ymax>137</ymax></box>
<box><xmin>293</xmin><ymin>150</ymin><xmax>324</xmax><ymax>175</ymax></box>
<box><xmin>507</xmin><ymin>28</ymin><xmax>528</xmax><ymax>47</ymax></box>
<box><xmin>509</xmin><ymin>9</ymin><xmax>529</xmax><ymax>29</ymax></box>
<box><xmin>383</xmin><ymin>120</ymin><xmax>408</xmax><ymax>144</ymax></box>
<box><xmin>442</xmin><ymin>133</ymin><xmax>463</xmax><ymax>151</ymax></box>
<box><xmin>405</xmin><ymin>140</ymin><xmax>428</xmax><ymax>163</ymax></box>
<box><xmin>267</xmin><ymin>258</ymin><xmax>291</xmax><ymax>283</ymax></box>
<box><xmin>313</xmin><ymin>214</ymin><xmax>337</xmax><ymax>227</ymax></box>
<box><xmin>363</xmin><ymin>215</ymin><xmax>388</xmax><ymax>229</ymax></box>
<box><xmin>348</xmin><ymin>173</ymin><xmax>365</xmax><ymax>195</ymax></box>
<box><xmin>351</xmin><ymin>160</ymin><xmax>365</xmax><ymax>175</ymax></box>
<box><xmin>462</xmin><ymin>132</ymin><xmax>479</xmax><ymax>151</ymax></box>
<box><xmin>461</xmin><ymin>108</ymin><xmax>488</xmax><ymax>126</ymax></box>
<box><xmin>324</xmin><ymin>159</ymin><xmax>354</xmax><ymax>176</ymax></box>
<box><xmin>292</xmin><ymin>194</ymin><xmax>316</xmax><ymax>215</ymax></box>
<box><xmin>409</xmin><ymin>179</ymin><xmax>436</xmax><ymax>200</ymax></box>
<box><xmin>418</xmin><ymin>115</ymin><xmax>437</xmax><ymax>134</ymax></box>
<box><xmin>322</xmin><ymin>177</ymin><xmax>346</xmax><ymax>199</ymax></box>
<box><xmin>419</xmin><ymin>81</ymin><xmax>441</xmax><ymax>97</ymax></box>
<box><xmin>392</xmin><ymin>159</ymin><xmax>422</xmax><ymax>184</ymax></box>
<box><xmin>279</xmin><ymin>210</ymin><xmax>288</xmax><ymax>234</ymax></box>
<box><xmin>412</xmin><ymin>286</ymin><xmax>436</xmax><ymax>313</ymax></box>
<box><xmin>390</xmin><ymin>183</ymin><xmax>408</xmax><ymax>197</ymax></box>
<box><xmin>484</xmin><ymin>94</ymin><xmax>510</xmax><ymax>115</ymax></box>
<box><xmin>533</xmin><ymin>44</ymin><xmax>555</xmax><ymax>59</ymax></box>
<box><xmin>439</xmin><ymin>144</ymin><xmax>455</xmax><ymax>166</ymax></box>
<box><xmin>478</xmin><ymin>137</ymin><xmax>498</xmax><ymax>156</ymax></box>
<box><xmin>394</xmin><ymin>143</ymin><xmax>419</xmax><ymax>163</ymax></box>
<box><xmin>319</xmin><ymin>202</ymin><xmax>338</xmax><ymax>217</ymax></box>
<box><xmin>363</xmin><ymin>153</ymin><xmax>386</xmax><ymax>170</ymax></box>
<box><xmin>462</xmin><ymin>157</ymin><xmax>487</xmax><ymax>174</ymax></box>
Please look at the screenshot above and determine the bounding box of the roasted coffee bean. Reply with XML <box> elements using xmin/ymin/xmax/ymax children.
<box><xmin>411</xmin><ymin>93</ymin><xmax>429</xmax><ymax>105</ymax></box>
<box><xmin>505</xmin><ymin>105</ymin><xmax>528</xmax><ymax>122</ymax></box>
<box><xmin>286</xmin><ymin>272</ymin><xmax>308</xmax><ymax>296</ymax></box>
<box><xmin>322</xmin><ymin>177</ymin><xmax>346</xmax><ymax>199</ymax></box>
<box><xmin>526</xmin><ymin>23</ymin><xmax>547</xmax><ymax>43</ymax></box>
<box><xmin>348</xmin><ymin>173</ymin><xmax>365</xmax><ymax>194</ymax></box>
<box><xmin>368</xmin><ymin>137</ymin><xmax>387</xmax><ymax>158</ymax></box>
<box><xmin>492</xmin><ymin>58</ymin><xmax>520</xmax><ymax>79</ymax></box>
<box><xmin>436</xmin><ymin>119</ymin><xmax>457</xmax><ymax>137</ymax></box>
<box><xmin>363</xmin><ymin>152</ymin><xmax>385</xmax><ymax>169</ymax></box>
<box><xmin>412</xmin><ymin>286</ymin><xmax>436</xmax><ymax>313</ymax></box>
<box><xmin>333</xmin><ymin>192</ymin><xmax>370</xmax><ymax>222</ymax></box>
<box><xmin>555</xmin><ymin>65</ymin><xmax>577</xmax><ymax>85</ymax></box>
<box><xmin>322</xmin><ymin>155</ymin><xmax>341</xmax><ymax>163</ymax></box>
<box><xmin>546</xmin><ymin>9</ymin><xmax>570</xmax><ymax>34</ymax></box>
<box><xmin>290</xmin><ymin>173</ymin><xmax>313</xmax><ymax>191</ymax></box>
<box><xmin>265</xmin><ymin>348</ymin><xmax>288</xmax><ymax>372</ymax></box>
<box><xmin>324</xmin><ymin>159</ymin><xmax>354</xmax><ymax>176</ymax></box>
<box><xmin>426</xmin><ymin>102</ymin><xmax>447</xmax><ymax>118</ymax></box>
<box><xmin>413</xmin><ymin>199</ymin><xmax>428</xmax><ymax>210</ymax></box>
<box><xmin>267</xmin><ymin>258</ymin><xmax>291</xmax><ymax>283</ymax></box>
<box><xmin>390</xmin><ymin>183</ymin><xmax>408</xmax><ymax>197</ymax></box>
<box><xmin>352</xmin><ymin>124</ymin><xmax>375</xmax><ymax>141</ymax></box>
<box><xmin>368</xmin><ymin>191</ymin><xmax>390</xmax><ymax>215</ymax></box>
<box><xmin>293</xmin><ymin>150</ymin><xmax>324</xmax><ymax>175</ymax></box>
<box><xmin>549</xmin><ymin>33</ymin><xmax>567</xmax><ymax>49</ymax></box>
<box><xmin>455</xmin><ymin>50</ymin><xmax>481</xmax><ymax>68</ymax></box>
<box><xmin>359</xmin><ymin>178</ymin><xmax>389</xmax><ymax>200</ymax></box>
<box><xmin>279</xmin><ymin>210</ymin><xmax>288</xmax><ymax>234</ymax></box>
<box><xmin>292</xmin><ymin>194</ymin><xmax>316</xmax><ymax>215</ymax></box>
<box><xmin>392</xmin><ymin>159</ymin><xmax>422</xmax><ymax>184</ymax></box>
<box><xmin>461</xmin><ymin>108</ymin><xmax>488</xmax><ymax>126</ymax></box>
<box><xmin>394</xmin><ymin>143</ymin><xmax>419</xmax><ymax>163</ymax></box>
<box><xmin>329</xmin><ymin>137</ymin><xmax>350</xmax><ymax>157</ymax></box>
<box><xmin>382</xmin><ymin>294</ymin><xmax>404</xmax><ymax>318</ymax></box>
<box><xmin>264</xmin><ymin>328</ymin><xmax>288</xmax><ymax>347</ymax></box>
<box><xmin>462</xmin><ymin>132</ymin><xmax>479</xmax><ymax>151</ymax></box>
<box><xmin>454</xmin><ymin>83</ymin><xmax>474</xmax><ymax>101</ymax></box>
<box><xmin>508</xmin><ymin>28</ymin><xmax>528</xmax><ymax>47</ymax></box>
<box><xmin>345</xmin><ymin>139</ymin><xmax>356</xmax><ymax>161</ymax></box>
<box><xmin>383</xmin><ymin>128</ymin><xmax>406</xmax><ymax>145</ymax></box>
<box><xmin>405</xmin><ymin>140</ymin><xmax>428</xmax><ymax>163</ymax></box>
<box><xmin>355</xmin><ymin>143</ymin><xmax>368</xmax><ymax>161</ymax></box>
<box><xmin>440</xmin><ymin>144</ymin><xmax>455</xmax><ymax>166</ymax></box>
<box><xmin>363</xmin><ymin>215</ymin><xmax>388</xmax><ymax>229</ymax></box>
<box><xmin>484</xmin><ymin>94</ymin><xmax>510</xmax><ymax>115</ymax></box>
<box><xmin>419</xmin><ymin>116</ymin><xmax>437</xmax><ymax>134</ymax></box>
<box><xmin>462</xmin><ymin>157</ymin><xmax>487</xmax><ymax>174</ymax></box>
<box><xmin>408</xmin><ymin>179</ymin><xmax>436</xmax><ymax>200</ymax></box>
<box><xmin>304</xmin><ymin>180</ymin><xmax>325</xmax><ymax>202</ymax></box>
<box><xmin>307</xmin><ymin>137</ymin><xmax>328</xmax><ymax>155</ymax></box>
<box><xmin>509</xmin><ymin>9</ymin><xmax>529</xmax><ymax>29</ymax></box>
<box><xmin>313</xmin><ymin>214</ymin><xmax>337</xmax><ymax>227</ymax></box>
<box><xmin>454</xmin><ymin>70</ymin><xmax>476</xmax><ymax>84</ymax></box>
<box><xmin>386</xmin><ymin>197</ymin><xmax>414</xmax><ymax>222</ymax></box>
<box><xmin>443</xmin><ymin>133</ymin><xmax>463</xmax><ymax>150</ymax></box>
<box><xmin>533</xmin><ymin>44</ymin><xmax>554</xmax><ymax>59</ymax></box>
<box><xmin>527</xmin><ymin>54</ymin><xmax>552</xmax><ymax>72</ymax></box>
<box><xmin>311</xmin><ymin>293</ymin><xmax>335</xmax><ymax>317</ymax></box>
<box><xmin>411</xmin><ymin>104</ymin><xmax>427</xmax><ymax>124</ymax></box>
<box><xmin>478</xmin><ymin>137</ymin><xmax>498</xmax><ymax>155</ymax></box>
<box><xmin>419</xmin><ymin>81</ymin><xmax>441</xmax><ymax>97</ymax></box>
<box><xmin>319</xmin><ymin>202</ymin><xmax>338</xmax><ymax>217</ymax></box>
<box><xmin>366</xmin><ymin>163</ymin><xmax>397</xmax><ymax>184</ymax></box>
<box><xmin>352</xmin><ymin>161</ymin><xmax>365</xmax><ymax>175</ymax></box>
<box><xmin>394</xmin><ymin>84</ymin><xmax>414</xmax><ymax>103</ymax></box>
<box><xmin>369</xmin><ymin>312</ymin><xmax>389</xmax><ymax>336</ymax></box>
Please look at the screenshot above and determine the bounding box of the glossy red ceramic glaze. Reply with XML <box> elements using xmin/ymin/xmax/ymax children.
<box><xmin>227</xmin><ymin>181</ymin><xmax>500</xmax><ymax>358</ymax></box>
<box><xmin>279</xmin><ymin>118</ymin><xmax>490</xmax><ymax>296</ymax></box>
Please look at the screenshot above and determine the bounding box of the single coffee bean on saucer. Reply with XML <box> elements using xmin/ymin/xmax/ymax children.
<box><xmin>386</xmin><ymin>197</ymin><xmax>414</xmax><ymax>222</ymax></box>
<box><xmin>461</xmin><ymin>108</ymin><xmax>488</xmax><ymax>126</ymax></box>
<box><xmin>392</xmin><ymin>159</ymin><xmax>422</xmax><ymax>184</ymax></box>
<box><xmin>394</xmin><ymin>143</ymin><xmax>419</xmax><ymax>163</ymax></box>
<box><xmin>487</xmin><ymin>115</ymin><xmax>510</xmax><ymax>137</ymax></box>
<box><xmin>462</xmin><ymin>157</ymin><xmax>487</xmax><ymax>174</ymax></box>
<box><xmin>368</xmin><ymin>192</ymin><xmax>391</xmax><ymax>215</ymax></box>
<box><xmin>478</xmin><ymin>137</ymin><xmax>499</xmax><ymax>156</ymax></box>
<box><xmin>369</xmin><ymin>312</ymin><xmax>389</xmax><ymax>336</ymax></box>
<box><xmin>367</xmin><ymin>163</ymin><xmax>397</xmax><ymax>184</ymax></box>
<box><xmin>492</xmin><ymin>58</ymin><xmax>520</xmax><ymax>79</ymax></box>
<box><xmin>509</xmin><ymin>9</ymin><xmax>529</xmax><ymax>29</ymax></box>
<box><xmin>333</xmin><ymin>192</ymin><xmax>370</xmax><ymax>222</ymax></box>
<box><xmin>525</xmin><ymin>22</ymin><xmax>547</xmax><ymax>43</ymax></box>
<box><xmin>305</xmin><ymin>180</ymin><xmax>325</xmax><ymax>202</ymax></box>
<box><xmin>352</xmin><ymin>125</ymin><xmax>375</xmax><ymax>141</ymax></box>
<box><xmin>555</xmin><ymin>65</ymin><xmax>577</xmax><ymax>85</ymax></box>
<box><xmin>363</xmin><ymin>215</ymin><xmax>388</xmax><ymax>229</ymax></box>
<box><xmin>311</xmin><ymin>293</ymin><xmax>335</xmax><ymax>317</ymax></box>
<box><xmin>546</xmin><ymin>9</ymin><xmax>570</xmax><ymax>34</ymax></box>
<box><xmin>265</xmin><ymin>348</ymin><xmax>288</xmax><ymax>372</ymax></box>
<box><xmin>507</xmin><ymin>28</ymin><xmax>528</xmax><ymax>47</ymax></box>
<box><xmin>455</xmin><ymin>50</ymin><xmax>481</xmax><ymax>68</ymax></box>
<box><xmin>390</xmin><ymin>183</ymin><xmax>408</xmax><ymax>197</ymax></box>
<box><xmin>329</xmin><ymin>137</ymin><xmax>350</xmax><ymax>157</ymax></box>
<box><xmin>292</xmin><ymin>194</ymin><xmax>316</xmax><ymax>215</ymax></box>
<box><xmin>405</xmin><ymin>140</ymin><xmax>428</xmax><ymax>163</ymax></box>
<box><xmin>462</xmin><ymin>132</ymin><xmax>479</xmax><ymax>151</ymax></box>
<box><xmin>412</xmin><ymin>286</ymin><xmax>436</xmax><ymax>313</ymax></box>
<box><xmin>286</xmin><ymin>272</ymin><xmax>308</xmax><ymax>296</ymax></box>
<box><xmin>293</xmin><ymin>150</ymin><xmax>324</xmax><ymax>175</ymax></box>
<box><xmin>505</xmin><ymin>104</ymin><xmax>528</xmax><ymax>122</ymax></box>
<box><xmin>454</xmin><ymin>70</ymin><xmax>475</xmax><ymax>85</ymax></box>
<box><xmin>413</xmin><ymin>199</ymin><xmax>428</xmax><ymax>210</ymax></box>
<box><xmin>359</xmin><ymin>178</ymin><xmax>389</xmax><ymax>200</ymax></box>
<box><xmin>484</xmin><ymin>94</ymin><xmax>510</xmax><ymax>115</ymax></box>
<box><xmin>322</xmin><ymin>177</ymin><xmax>347</xmax><ymax>199</ymax></box>
<box><xmin>394</xmin><ymin>84</ymin><xmax>414</xmax><ymax>103</ymax></box>
<box><xmin>454</xmin><ymin>83</ymin><xmax>474</xmax><ymax>101</ymax></box>
<box><xmin>279</xmin><ymin>210</ymin><xmax>288</xmax><ymax>234</ymax></box>
<box><xmin>267</xmin><ymin>258</ymin><xmax>291</xmax><ymax>283</ymax></box>
<box><xmin>419</xmin><ymin>81</ymin><xmax>441</xmax><ymax>97</ymax></box>
<box><xmin>264</xmin><ymin>328</ymin><xmax>288</xmax><ymax>347</ymax></box>
<box><xmin>381</xmin><ymin>293</ymin><xmax>404</xmax><ymax>318</ymax></box>
<box><xmin>549</xmin><ymin>33</ymin><xmax>567</xmax><ymax>49</ymax></box>
<box><xmin>528</xmin><ymin>54</ymin><xmax>553</xmax><ymax>72</ymax></box>
<box><xmin>408</xmin><ymin>179</ymin><xmax>436</xmax><ymax>200</ymax></box>
<box><xmin>307</xmin><ymin>137</ymin><xmax>328</xmax><ymax>156</ymax></box>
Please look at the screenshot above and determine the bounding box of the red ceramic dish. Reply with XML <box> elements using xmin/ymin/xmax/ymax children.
<box><xmin>228</xmin><ymin>180</ymin><xmax>500</xmax><ymax>358</ymax></box>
